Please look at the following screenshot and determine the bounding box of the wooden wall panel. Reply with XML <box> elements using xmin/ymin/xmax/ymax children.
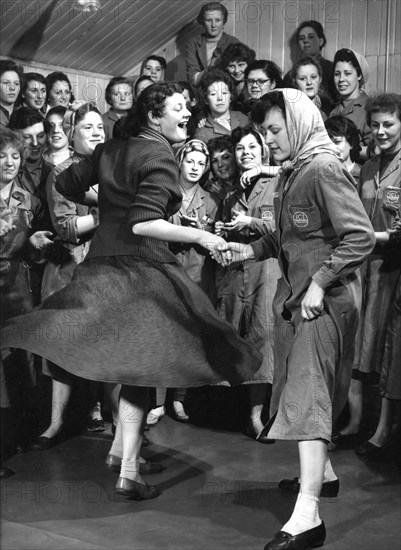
<box><xmin>22</xmin><ymin>0</ymin><xmax>395</xmax><ymax>96</ymax></box>
<box><xmin>350</xmin><ymin>1</ymin><xmax>368</xmax><ymax>55</ymax></box>
<box><xmin>127</xmin><ymin>0</ymin><xmax>398</xmax><ymax>93</ymax></box>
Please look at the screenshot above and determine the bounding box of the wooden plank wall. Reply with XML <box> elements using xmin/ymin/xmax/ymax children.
<box><xmin>135</xmin><ymin>0</ymin><xmax>400</xmax><ymax>94</ymax></box>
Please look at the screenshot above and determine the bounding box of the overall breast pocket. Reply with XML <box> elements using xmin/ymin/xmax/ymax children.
<box><xmin>288</xmin><ymin>204</ymin><xmax>321</xmax><ymax>234</ymax></box>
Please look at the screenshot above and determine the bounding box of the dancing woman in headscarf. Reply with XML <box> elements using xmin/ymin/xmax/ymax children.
<box><xmin>214</xmin><ymin>89</ymin><xmax>375</xmax><ymax>550</ymax></box>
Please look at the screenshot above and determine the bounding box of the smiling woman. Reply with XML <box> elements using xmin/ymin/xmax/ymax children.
<box><xmin>1</xmin><ymin>82</ymin><xmax>261</xmax><ymax>501</ymax></box>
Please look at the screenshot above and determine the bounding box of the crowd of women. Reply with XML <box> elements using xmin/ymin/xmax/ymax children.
<box><xmin>0</xmin><ymin>2</ymin><xmax>400</xmax><ymax>549</ymax></box>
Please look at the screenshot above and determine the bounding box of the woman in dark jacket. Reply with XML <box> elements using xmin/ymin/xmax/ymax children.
<box><xmin>1</xmin><ymin>83</ymin><xmax>261</xmax><ymax>499</ymax></box>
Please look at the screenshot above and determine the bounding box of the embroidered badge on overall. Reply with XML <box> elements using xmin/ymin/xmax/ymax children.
<box><xmin>292</xmin><ymin>211</ymin><xmax>309</xmax><ymax>228</ymax></box>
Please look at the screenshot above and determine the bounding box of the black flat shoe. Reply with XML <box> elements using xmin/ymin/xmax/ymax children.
<box><xmin>105</xmin><ymin>454</ymin><xmax>166</xmax><ymax>475</ymax></box>
<box><xmin>31</xmin><ymin>435</ymin><xmax>57</xmax><ymax>451</ymax></box>
<box><xmin>245</xmin><ymin>426</ymin><xmax>275</xmax><ymax>444</ymax></box>
<box><xmin>355</xmin><ymin>440</ymin><xmax>393</xmax><ymax>462</ymax></box>
<box><xmin>115</xmin><ymin>477</ymin><xmax>160</xmax><ymax>500</ymax></box>
<box><xmin>278</xmin><ymin>477</ymin><xmax>339</xmax><ymax>498</ymax></box>
<box><xmin>330</xmin><ymin>432</ymin><xmax>360</xmax><ymax>450</ymax></box>
<box><xmin>264</xmin><ymin>521</ymin><xmax>326</xmax><ymax>550</ymax></box>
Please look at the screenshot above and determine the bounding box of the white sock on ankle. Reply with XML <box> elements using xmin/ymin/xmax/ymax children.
<box><xmin>281</xmin><ymin>493</ymin><xmax>321</xmax><ymax>536</ymax></box>
<box><xmin>120</xmin><ymin>458</ymin><xmax>141</xmax><ymax>482</ymax></box>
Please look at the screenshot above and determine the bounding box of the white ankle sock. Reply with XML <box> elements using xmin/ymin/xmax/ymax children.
<box><xmin>120</xmin><ymin>458</ymin><xmax>142</xmax><ymax>482</ymax></box>
<box><xmin>281</xmin><ymin>493</ymin><xmax>321</xmax><ymax>536</ymax></box>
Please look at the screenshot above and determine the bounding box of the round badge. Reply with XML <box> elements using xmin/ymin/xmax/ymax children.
<box><xmin>293</xmin><ymin>211</ymin><xmax>309</xmax><ymax>228</ymax></box>
<box><xmin>385</xmin><ymin>189</ymin><xmax>400</xmax><ymax>204</ymax></box>
<box><xmin>262</xmin><ymin>210</ymin><xmax>273</xmax><ymax>222</ymax></box>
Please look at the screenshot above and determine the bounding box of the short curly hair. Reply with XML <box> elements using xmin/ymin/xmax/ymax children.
<box><xmin>365</xmin><ymin>93</ymin><xmax>401</xmax><ymax>127</ymax></box>
<box><xmin>198</xmin><ymin>69</ymin><xmax>235</xmax><ymax>114</ymax></box>
<box><xmin>245</xmin><ymin>60</ymin><xmax>283</xmax><ymax>88</ymax></box>
<box><xmin>217</xmin><ymin>43</ymin><xmax>256</xmax><ymax>70</ymax></box>
<box><xmin>123</xmin><ymin>81</ymin><xmax>183</xmax><ymax>137</ymax></box>
<box><xmin>0</xmin><ymin>127</ymin><xmax>26</xmax><ymax>158</ymax></box>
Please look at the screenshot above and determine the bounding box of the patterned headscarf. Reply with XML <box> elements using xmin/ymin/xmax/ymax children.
<box><xmin>175</xmin><ymin>139</ymin><xmax>210</xmax><ymax>172</ymax></box>
<box><xmin>276</xmin><ymin>88</ymin><xmax>342</xmax><ymax>172</ymax></box>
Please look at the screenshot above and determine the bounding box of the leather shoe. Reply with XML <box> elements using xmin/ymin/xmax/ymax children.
<box><xmin>329</xmin><ymin>432</ymin><xmax>360</xmax><ymax>450</ymax></box>
<box><xmin>355</xmin><ymin>440</ymin><xmax>392</xmax><ymax>461</ymax></box>
<box><xmin>278</xmin><ymin>477</ymin><xmax>339</xmax><ymax>498</ymax></box>
<box><xmin>245</xmin><ymin>425</ymin><xmax>275</xmax><ymax>444</ymax></box>
<box><xmin>172</xmin><ymin>401</ymin><xmax>189</xmax><ymax>423</ymax></box>
<box><xmin>264</xmin><ymin>521</ymin><xmax>326</xmax><ymax>550</ymax></box>
<box><xmin>105</xmin><ymin>454</ymin><xmax>166</xmax><ymax>475</ymax></box>
<box><xmin>31</xmin><ymin>435</ymin><xmax>57</xmax><ymax>451</ymax></box>
<box><xmin>115</xmin><ymin>477</ymin><xmax>160</xmax><ymax>500</ymax></box>
<box><xmin>146</xmin><ymin>406</ymin><xmax>165</xmax><ymax>427</ymax></box>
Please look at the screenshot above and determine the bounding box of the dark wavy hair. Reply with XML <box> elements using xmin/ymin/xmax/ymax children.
<box><xmin>105</xmin><ymin>76</ymin><xmax>133</xmax><ymax>105</ymax></box>
<box><xmin>208</xmin><ymin>135</ymin><xmax>233</xmax><ymax>156</ymax></box>
<box><xmin>217</xmin><ymin>42</ymin><xmax>256</xmax><ymax>70</ymax></box>
<box><xmin>196</xmin><ymin>2</ymin><xmax>228</xmax><ymax>25</ymax></box>
<box><xmin>45</xmin><ymin>71</ymin><xmax>75</xmax><ymax>104</ymax></box>
<box><xmin>0</xmin><ymin>127</ymin><xmax>26</xmax><ymax>158</ymax></box>
<box><xmin>8</xmin><ymin>106</ymin><xmax>45</xmax><ymax>130</ymax></box>
<box><xmin>16</xmin><ymin>72</ymin><xmax>46</xmax><ymax>108</ymax></box>
<box><xmin>297</xmin><ymin>20</ymin><xmax>327</xmax><ymax>49</ymax></box>
<box><xmin>333</xmin><ymin>49</ymin><xmax>362</xmax><ymax>79</ymax></box>
<box><xmin>245</xmin><ymin>60</ymin><xmax>283</xmax><ymax>88</ymax></box>
<box><xmin>123</xmin><ymin>81</ymin><xmax>183</xmax><ymax>137</ymax></box>
<box><xmin>198</xmin><ymin>69</ymin><xmax>235</xmax><ymax>113</ymax></box>
<box><xmin>324</xmin><ymin>115</ymin><xmax>362</xmax><ymax>162</ymax></box>
<box><xmin>231</xmin><ymin>125</ymin><xmax>265</xmax><ymax>150</ymax></box>
<box><xmin>365</xmin><ymin>93</ymin><xmax>401</xmax><ymax>126</ymax></box>
<box><xmin>290</xmin><ymin>56</ymin><xmax>322</xmax><ymax>85</ymax></box>
<box><xmin>250</xmin><ymin>90</ymin><xmax>287</xmax><ymax>125</ymax></box>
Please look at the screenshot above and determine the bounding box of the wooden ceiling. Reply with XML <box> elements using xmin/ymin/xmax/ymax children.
<box><xmin>0</xmin><ymin>0</ymin><xmax>203</xmax><ymax>76</ymax></box>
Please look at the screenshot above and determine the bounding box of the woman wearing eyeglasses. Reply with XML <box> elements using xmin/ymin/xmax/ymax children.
<box><xmin>243</xmin><ymin>60</ymin><xmax>283</xmax><ymax>114</ymax></box>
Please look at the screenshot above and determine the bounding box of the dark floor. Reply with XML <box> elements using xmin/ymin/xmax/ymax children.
<box><xmin>1</xmin><ymin>390</ymin><xmax>400</xmax><ymax>550</ymax></box>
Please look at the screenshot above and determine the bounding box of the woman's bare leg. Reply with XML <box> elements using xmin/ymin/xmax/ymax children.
<box><xmin>249</xmin><ymin>383</ymin><xmax>269</xmax><ymax>435</ymax></box>
<box><xmin>339</xmin><ymin>379</ymin><xmax>363</xmax><ymax>435</ymax></box>
<box><xmin>40</xmin><ymin>379</ymin><xmax>72</xmax><ymax>438</ymax></box>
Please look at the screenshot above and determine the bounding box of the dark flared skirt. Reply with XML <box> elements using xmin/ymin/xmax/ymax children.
<box><xmin>1</xmin><ymin>256</ymin><xmax>262</xmax><ymax>387</ymax></box>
